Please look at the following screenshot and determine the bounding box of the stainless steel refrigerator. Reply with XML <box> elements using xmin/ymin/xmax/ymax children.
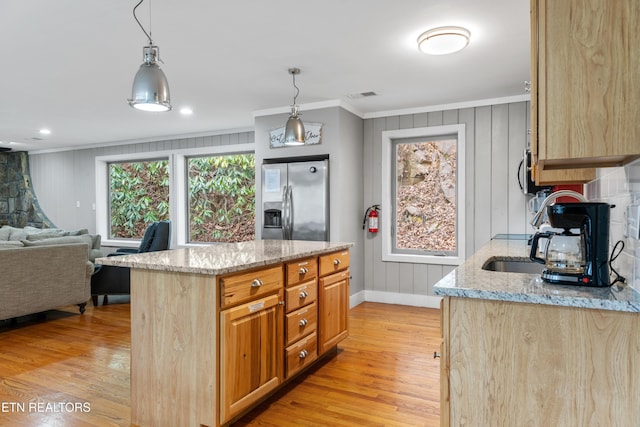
<box><xmin>261</xmin><ymin>159</ymin><xmax>329</xmax><ymax>241</ymax></box>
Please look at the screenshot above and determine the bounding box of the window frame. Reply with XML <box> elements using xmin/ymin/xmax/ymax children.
<box><xmin>95</xmin><ymin>143</ymin><xmax>255</xmax><ymax>248</ymax></box>
<box><xmin>381</xmin><ymin>125</ymin><xmax>465</xmax><ymax>265</ymax></box>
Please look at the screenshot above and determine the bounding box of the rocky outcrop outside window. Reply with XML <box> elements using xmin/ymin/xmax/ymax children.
<box><xmin>396</xmin><ymin>140</ymin><xmax>456</xmax><ymax>253</ymax></box>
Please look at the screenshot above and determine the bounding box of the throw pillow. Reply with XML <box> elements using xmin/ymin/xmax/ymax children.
<box><xmin>64</xmin><ymin>228</ymin><xmax>89</xmax><ymax>236</ymax></box>
<box><xmin>21</xmin><ymin>235</ymin><xmax>93</xmax><ymax>258</ymax></box>
<box><xmin>26</xmin><ymin>231</ymin><xmax>67</xmax><ymax>241</ymax></box>
<box><xmin>7</xmin><ymin>227</ymin><xmax>27</xmax><ymax>241</ymax></box>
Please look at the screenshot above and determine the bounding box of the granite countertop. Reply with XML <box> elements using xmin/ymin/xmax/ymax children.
<box><xmin>433</xmin><ymin>238</ymin><xmax>640</xmax><ymax>313</ymax></box>
<box><xmin>95</xmin><ymin>239</ymin><xmax>353</xmax><ymax>276</ymax></box>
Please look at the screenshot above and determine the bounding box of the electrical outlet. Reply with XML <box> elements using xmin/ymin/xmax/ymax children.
<box><xmin>627</xmin><ymin>204</ymin><xmax>640</xmax><ymax>240</ymax></box>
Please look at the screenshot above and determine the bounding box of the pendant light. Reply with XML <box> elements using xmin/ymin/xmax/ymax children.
<box><xmin>127</xmin><ymin>0</ymin><xmax>172</xmax><ymax>112</ymax></box>
<box><xmin>284</xmin><ymin>68</ymin><xmax>305</xmax><ymax>146</ymax></box>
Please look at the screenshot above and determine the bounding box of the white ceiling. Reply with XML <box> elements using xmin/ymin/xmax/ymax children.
<box><xmin>0</xmin><ymin>0</ymin><xmax>530</xmax><ymax>152</ymax></box>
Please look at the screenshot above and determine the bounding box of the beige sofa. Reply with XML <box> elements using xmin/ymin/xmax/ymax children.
<box><xmin>0</xmin><ymin>228</ymin><xmax>96</xmax><ymax>321</ymax></box>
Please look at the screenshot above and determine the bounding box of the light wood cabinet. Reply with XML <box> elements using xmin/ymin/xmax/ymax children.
<box><xmin>284</xmin><ymin>257</ymin><xmax>318</xmax><ymax>379</ymax></box>
<box><xmin>219</xmin><ymin>272</ymin><xmax>284</xmax><ymax>425</ymax></box>
<box><xmin>125</xmin><ymin>243</ymin><xmax>352</xmax><ymax>427</ymax></box>
<box><xmin>220</xmin><ymin>264</ymin><xmax>283</xmax><ymax>308</ymax></box>
<box><xmin>531</xmin><ymin>0</ymin><xmax>640</xmax><ymax>180</ymax></box>
<box><xmin>440</xmin><ymin>297</ymin><xmax>640</xmax><ymax>426</ymax></box>
<box><xmin>318</xmin><ymin>251</ymin><xmax>350</xmax><ymax>355</ymax></box>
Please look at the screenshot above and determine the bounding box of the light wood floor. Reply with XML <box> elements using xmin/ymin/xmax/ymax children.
<box><xmin>0</xmin><ymin>300</ymin><xmax>441</xmax><ymax>426</ymax></box>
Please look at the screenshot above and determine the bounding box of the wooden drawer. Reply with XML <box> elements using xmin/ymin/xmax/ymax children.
<box><xmin>285</xmin><ymin>302</ymin><xmax>317</xmax><ymax>346</ymax></box>
<box><xmin>286</xmin><ymin>257</ymin><xmax>317</xmax><ymax>286</ymax></box>
<box><xmin>220</xmin><ymin>265</ymin><xmax>283</xmax><ymax>308</ymax></box>
<box><xmin>285</xmin><ymin>331</ymin><xmax>318</xmax><ymax>379</ymax></box>
<box><xmin>319</xmin><ymin>250</ymin><xmax>350</xmax><ymax>276</ymax></box>
<box><xmin>285</xmin><ymin>279</ymin><xmax>317</xmax><ymax>313</ymax></box>
<box><xmin>319</xmin><ymin>268</ymin><xmax>350</xmax><ymax>288</ymax></box>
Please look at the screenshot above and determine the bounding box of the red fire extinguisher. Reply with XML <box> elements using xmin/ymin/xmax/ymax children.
<box><xmin>363</xmin><ymin>205</ymin><xmax>380</xmax><ymax>233</ymax></box>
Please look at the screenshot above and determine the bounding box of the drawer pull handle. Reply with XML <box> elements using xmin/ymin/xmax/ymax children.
<box><xmin>299</xmin><ymin>349</ymin><xmax>308</xmax><ymax>359</ymax></box>
<box><xmin>251</xmin><ymin>279</ymin><xmax>263</xmax><ymax>288</ymax></box>
<box><xmin>299</xmin><ymin>318</ymin><xmax>308</xmax><ymax>327</ymax></box>
<box><xmin>333</xmin><ymin>259</ymin><xmax>341</xmax><ymax>265</ymax></box>
<box><xmin>299</xmin><ymin>267</ymin><xmax>309</xmax><ymax>274</ymax></box>
<box><xmin>299</xmin><ymin>290</ymin><xmax>309</xmax><ymax>299</ymax></box>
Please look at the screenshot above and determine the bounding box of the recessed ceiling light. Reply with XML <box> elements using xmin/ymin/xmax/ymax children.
<box><xmin>39</xmin><ymin>128</ymin><xmax>51</xmax><ymax>135</ymax></box>
<box><xmin>417</xmin><ymin>26</ymin><xmax>470</xmax><ymax>55</ymax></box>
<box><xmin>180</xmin><ymin>107</ymin><xmax>193</xmax><ymax>115</ymax></box>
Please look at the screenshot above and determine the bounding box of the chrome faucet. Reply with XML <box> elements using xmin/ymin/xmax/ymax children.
<box><xmin>530</xmin><ymin>190</ymin><xmax>588</xmax><ymax>229</ymax></box>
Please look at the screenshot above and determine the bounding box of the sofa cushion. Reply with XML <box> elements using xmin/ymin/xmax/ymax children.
<box><xmin>0</xmin><ymin>227</ymin><xmax>11</xmax><ymax>241</ymax></box>
<box><xmin>0</xmin><ymin>240</ymin><xmax>24</xmax><ymax>249</ymax></box>
<box><xmin>21</xmin><ymin>234</ymin><xmax>93</xmax><ymax>255</ymax></box>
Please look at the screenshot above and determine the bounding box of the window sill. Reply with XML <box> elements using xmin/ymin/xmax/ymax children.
<box><xmin>382</xmin><ymin>252</ymin><xmax>462</xmax><ymax>266</ymax></box>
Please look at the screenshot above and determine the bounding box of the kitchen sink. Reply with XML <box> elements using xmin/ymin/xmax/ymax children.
<box><xmin>481</xmin><ymin>257</ymin><xmax>545</xmax><ymax>274</ymax></box>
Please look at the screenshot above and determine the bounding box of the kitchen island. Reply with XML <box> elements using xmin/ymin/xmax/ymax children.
<box><xmin>434</xmin><ymin>238</ymin><xmax>640</xmax><ymax>426</ymax></box>
<box><xmin>97</xmin><ymin>240</ymin><xmax>352</xmax><ymax>427</ymax></box>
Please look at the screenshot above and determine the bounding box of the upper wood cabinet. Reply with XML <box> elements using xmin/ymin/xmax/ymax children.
<box><xmin>531</xmin><ymin>0</ymin><xmax>640</xmax><ymax>182</ymax></box>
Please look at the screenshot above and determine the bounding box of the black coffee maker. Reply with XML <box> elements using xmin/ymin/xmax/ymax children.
<box><xmin>530</xmin><ymin>202</ymin><xmax>611</xmax><ymax>287</ymax></box>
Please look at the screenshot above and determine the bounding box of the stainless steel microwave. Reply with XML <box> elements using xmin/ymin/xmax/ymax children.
<box><xmin>518</xmin><ymin>149</ymin><xmax>552</xmax><ymax>195</ymax></box>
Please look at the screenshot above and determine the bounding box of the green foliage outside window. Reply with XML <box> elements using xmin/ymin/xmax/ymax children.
<box><xmin>188</xmin><ymin>154</ymin><xmax>255</xmax><ymax>242</ymax></box>
<box><xmin>109</xmin><ymin>160</ymin><xmax>170</xmax><ymax>239</ymax></box>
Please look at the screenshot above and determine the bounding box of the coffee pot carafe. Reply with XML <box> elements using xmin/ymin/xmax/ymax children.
<box><xmin>531</xmin><ymin>231</ymin><xmax>585</xmax><ymax>274</ymax></box>
<box><xmin>529</xmin><ymin>202</ymin><xmax>611</xmax><ymax>287</ymax></box>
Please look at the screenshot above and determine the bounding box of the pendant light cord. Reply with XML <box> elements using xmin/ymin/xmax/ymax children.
<box><xmin>133</xmin><ymin>0</ymin><xmax>153</xmax><ymax>45</ymax></box>
<box><xmin>292</xmin><ymin>73</ymin><xmax>300</xmax><ymax>105</ymax></box>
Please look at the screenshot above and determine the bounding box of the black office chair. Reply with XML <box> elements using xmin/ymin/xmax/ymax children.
<box><xmin>91</xmin><ymin>220</ymin><xmax>171</xmax><ymax>305</ymax></box>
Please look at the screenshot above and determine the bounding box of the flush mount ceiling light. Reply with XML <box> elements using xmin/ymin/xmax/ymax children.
<box><xmin>127</xmin><ymin>0</ymin><xmax>171</xmax><ymax>112</ymax></box>
<box><xmin>283</xmin><ymin>68</ymin><xmax>305</xmax><ymax>146</ymax></box>
<box><xmin>417</xmin><ymin>26</ymin><xmax>470</xmax><ymax>55</ymax></box>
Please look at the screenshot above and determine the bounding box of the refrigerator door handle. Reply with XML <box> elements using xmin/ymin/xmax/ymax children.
<box><xmin>287</xmin><ymin>184</ymin><xmax>293</xmax><ymax>240</ymax></box>
<box><xmin>282</xmin><ymin>185</ymin><xmax>288</xmax><ymax>239</ymax></box>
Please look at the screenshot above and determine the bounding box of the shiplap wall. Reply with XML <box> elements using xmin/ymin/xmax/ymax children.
<box><xmin>362</xmin><ymin>101</ymin><xmax>531</xmax><ymax>304</ymax></box>
<box><xmin>28</xmin><ymin>132</ymin><xmax>254</xmax><ymax>233</ymax></box>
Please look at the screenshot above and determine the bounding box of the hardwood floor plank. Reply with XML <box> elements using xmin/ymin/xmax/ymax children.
<box><xmin>0</xmin><ymin>301</ymin><xmax>440</xmax><ymax>426</ymax></box>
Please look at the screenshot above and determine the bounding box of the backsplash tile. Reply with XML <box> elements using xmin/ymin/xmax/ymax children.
<box><xmin>586</xmin><ymin>158</ymin><xmax>640</xmax><ymax>292</ymax></box>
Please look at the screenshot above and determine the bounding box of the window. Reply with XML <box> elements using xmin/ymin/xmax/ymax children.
<box><xmin>381</xmin><ymin>125</ymin><xmax>465</xmax><ymax>265</ymax></box>
<box><xmin>108</xmin><ymin>159</ymin><xmax>170</xmax><ymax>239</ymax></box>
<box><xmin>95</xmin><ymin>143</ymin><xmax>256</xmax><ymax>248</ymax></box>
<box><xmin>187</xmin><ymin>153</ymin><xmax>255</xmax><ymax>243</ymax></box>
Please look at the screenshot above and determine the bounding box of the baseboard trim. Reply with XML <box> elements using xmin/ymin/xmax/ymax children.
<box><xmin>350</xmin><ymin>290</ymin><xmax>442</xmax><ymax>309</ymax></box>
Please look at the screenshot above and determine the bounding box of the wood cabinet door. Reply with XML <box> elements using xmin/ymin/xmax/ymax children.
<box><xmin>536</xmin><ymin>0</ymin><xmax>640</xmax><ymax>169</ymax></box>
<box><xmin>318</xmin><ymin>269</ymin><xmax>349</xmax><ymax>355</ymax></box>
<box><xmin>531</xmin><ymin>0</ymin><xmax>595</xmax><ymax>184</ymax></box>
<box><xmin>447</xmin><ymin>297</ymin><xmax>640</xmax><ymax>426</ymax></box>
<box><xmin>219</xmin><ymin>291</ymin><xmax>283</xmax><ymax>424</ymax></box>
